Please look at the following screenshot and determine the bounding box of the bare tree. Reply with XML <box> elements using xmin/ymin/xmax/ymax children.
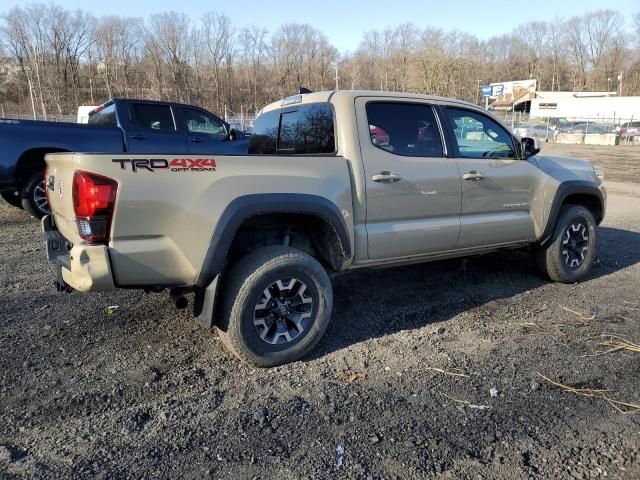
<box><xmin>145</xmin><ymin>12</ymin><xmax>193</xmax><ymax>102</ymax></box>
<box><xmin>1</xmin><ymin>6</ymin><xmax>639</xmax><ymax>117</ymax></box>
<box><xmin>201</xmin><ymin>12</ymin><xmax>234</xmax><ymax>112</ymax></box>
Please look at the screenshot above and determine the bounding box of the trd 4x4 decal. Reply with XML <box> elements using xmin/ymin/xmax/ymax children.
<box><xmin>112</xmin><ymin>158</ymin><xmax>217</xmax><ymax>172</ymax></box>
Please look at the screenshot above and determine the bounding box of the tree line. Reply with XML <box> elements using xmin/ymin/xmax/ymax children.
<box><xmin>0</xmin><ymin>4</ymin><xmax>639</xmax><ymax>119</ymax></box>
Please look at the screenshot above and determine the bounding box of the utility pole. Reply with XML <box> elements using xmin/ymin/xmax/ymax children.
<box><xmin>334</xmin><ymin>65</ymin><xmax>339</xmax><ymax>91</ymax></box>
<box><xmin>617</xmin><ymin>71</ymin><xmax>623</xmax><ymax>96</ymax></box>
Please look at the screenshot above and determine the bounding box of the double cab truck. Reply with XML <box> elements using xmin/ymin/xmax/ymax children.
<box><xmin>0</xmin><ymin>98</ymin><xmax>247</xmax><ymax>218</ymax></box>
<box><xmin>42</xmin><ymin>90</ymin><xmax>606</xmax><ymax>367</ymax></box>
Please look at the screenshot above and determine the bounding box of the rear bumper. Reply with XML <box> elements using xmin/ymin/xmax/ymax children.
<box><xmin>42</xmin><ymin>214</ymin><xmax>116</xmax><ymax>292</ymax></box>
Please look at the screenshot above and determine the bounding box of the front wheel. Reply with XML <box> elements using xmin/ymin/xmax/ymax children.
<box><xmin>21</xmin><ymin>171</ymin><xmax>50</xmax><ymax>218</ymax></box>
<box><xmin>218</xmin><ymin>246</ymin><xmax>333</xmax><ymax>367</ymax></box>
<box><xmin>533</xmin><ymin>204</ymin><xmax>597</xmax><ymax>283</ymax></box>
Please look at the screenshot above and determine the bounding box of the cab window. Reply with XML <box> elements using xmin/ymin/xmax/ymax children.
<box><xmin>365</xmin><ymin>102</ymin><xmax>443</xmax><ymax>157</ymax></box>
<box><xmin>130</xmin><ymin>103</ymin><xmax>176</xmax><ymax>131</ymax></box>
<box><xmin>88</xmin><ymin>104</ymin><xmax>116</xmax><ymax>126</ymax></box>
<box><xmin>445</xmin><ymin>107</ymin><xmax>516</xmax><ymax>159</ymax></box>
<box><xmin>249</xmin><ymin>103</ymin><xmax>335</xmax><ymax>154</ymax></box>
<box><xmin>182</xmin><ymin>107</ymin><xmax>226</xmax><ymax>137</ymax></box>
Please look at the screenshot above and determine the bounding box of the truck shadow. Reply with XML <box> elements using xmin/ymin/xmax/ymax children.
<box><xmin>312</xmin><ymin>226</ymin><xmax>640</xmax><ymax>359</ymax></box>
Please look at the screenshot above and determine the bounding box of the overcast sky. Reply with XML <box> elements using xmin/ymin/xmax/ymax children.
<box><xmin>3</xmin><ymin>0</ymin><xmax>638</xmax><ymax>53</ymax></box>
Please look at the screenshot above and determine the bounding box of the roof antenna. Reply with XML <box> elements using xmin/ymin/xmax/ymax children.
<box><xmin>299</xmin><ymin>87</ymin><xmax>313</xmax><ymax>94</ymax></box>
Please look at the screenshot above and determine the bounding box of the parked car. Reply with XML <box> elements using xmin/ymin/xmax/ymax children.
<box><xmin>0</xmin><ymin>98</ymin><xmax>247</xmax><ymax>217</ymax></box>
<box><xmin>513</xmin><ymin>124</ymin><xmax>556</xmax><ymax>140</ymax></box>
<box><xmin>560</xmin><ymin>123</ymin><xmax>615</xmax><ymax>135</ymax></box>
<box><xmin>42</xmin><ymin>90</ymin><xmax>606</xmax><ymax>367</ymax></box>
<box><xmin>228</xmin><ymin>122</ymin><xmax>252</xmax><ymax>138</ymax></box>
<box><xmin>617</xmin><ymin>121</ymin><xmax>640</xmax><ymax>137</ymax></box>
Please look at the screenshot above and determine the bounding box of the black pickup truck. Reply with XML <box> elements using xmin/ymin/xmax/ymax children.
<box><xmin>0</xmin><ymin>98</ymin><xmax>247</xmax><ymax>217</ymax></box>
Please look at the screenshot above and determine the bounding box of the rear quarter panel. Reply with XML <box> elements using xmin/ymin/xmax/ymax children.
<box><xmin>46</xmin><ymin>153</ymin><xmax>354</xmax><ymax>287</ymax></box>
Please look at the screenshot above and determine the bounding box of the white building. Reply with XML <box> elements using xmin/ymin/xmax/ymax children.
<box><xmin>530</xmin><ymin>91</ymin><xmax>640</xmax><ymax>123</ymax></box>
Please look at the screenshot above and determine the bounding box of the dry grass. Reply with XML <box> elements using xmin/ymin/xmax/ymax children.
<box><xmin>560</xmin><ymin>306</ymin><xmax>597</xmax><ymax>325</ymax></box>
<box><xmin>536</xmin><ymin>372</ymin><xmax>640</xmax><ymax>415</ymax></box>
<box><xmin>592</xmin><ymin>334</ymin><xmax>640</xmax><ymax>355</ymax></box>
<box><xmin>421</xmin><ymin>367</ymin><xmax>469</xmax><ymax>378</ymax></box>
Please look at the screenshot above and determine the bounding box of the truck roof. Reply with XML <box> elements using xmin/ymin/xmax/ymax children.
<box><xmin>259</xmin><ymin>90</ymin><xmax>478</xmax><ymax>114</ymax></box>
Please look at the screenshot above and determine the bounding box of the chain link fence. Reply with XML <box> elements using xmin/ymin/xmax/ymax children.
<box><xmin>491</xmin><ymin>111</ymin><xmax>640</xmax><ymax>146</ymax></box>
<box><xmin>1</xmin><ymin>111</ymin><xmax>76</xmax><ymax>122</ymax></box>
<box><xmin>2</xmin><ymin>106</ymin><xmax>638</xmax><ymax>147</ymax></box>
<box><xmin>223</xmin><ymin>108</ymin><xmax>256</xmax><ymax>133</ymax></box>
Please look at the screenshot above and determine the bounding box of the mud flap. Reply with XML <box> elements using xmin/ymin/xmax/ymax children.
<box><xmin>42</xmin><ymin>214</ymin><xmax>72</xmax><ymax>291</ymax></box>
<box><xmin>193</xmin><ymin>274</ymin><xmax>220</xmax><ymax>329</ymax></box>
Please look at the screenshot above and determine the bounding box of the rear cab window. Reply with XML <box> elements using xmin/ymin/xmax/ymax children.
<box><xmin>88</xmin><ymin>104</ymin><xmax>116</xmax><ymax>126</ymax></box>
<box><xmin>130</xmin><ymin>103</ymin><xmax>176</xmax><ymax>131</ymax></box>
<box><xmin>249</xmin><ymin>103</ymin><xmax>335</xmax><ymax>154</ymax></box>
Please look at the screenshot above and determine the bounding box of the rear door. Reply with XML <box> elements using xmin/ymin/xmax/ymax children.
<box><xmin>441</xmin><ymin>106</ymin><xmax>541</xmax><ymax>248</ymax></box>
<box><xmin>124</xmin><ymin>102</ymin><xmax>187</xmax><ymax>153</ymax></box>
<box><xmin>357</xmin><ymin>98</ymin><xmax>462</xmax><ymax>260</ymax></box>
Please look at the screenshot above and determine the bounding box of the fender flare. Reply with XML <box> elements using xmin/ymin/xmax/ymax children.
<box><xmin>195</xmin><ymin>193</ymin><xmax>351</xmax><ymax>288</ymax></box>
<box><xmin>539</xmin><ymin>180</ymin><xmax>604</xmax><ymax>246</ymax></box>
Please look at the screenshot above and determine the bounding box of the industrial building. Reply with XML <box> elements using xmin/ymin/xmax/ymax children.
<box><xmin>530</xmin><ymin>91</ymin><xmax>640</xmax><ymax>123</ymax></box>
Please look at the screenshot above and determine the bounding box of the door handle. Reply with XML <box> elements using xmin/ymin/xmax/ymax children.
<box><xmin>130</xmin><ymin>134</ymin><xmax>147</xmax><ymax>140</ymax></box>
<box><xmin>372</xmin><ymin>172</ymin><xmax>402</xmax><ymax>183</ymax></box>
<box><xmin>463</xmin><ymin>171</ymin><xmax>485</xmax><ymax>181</ymax></box>
<box><xmin>191</xmin><ymin>137</ymin><xmax>204</xmax><ymax>143</ymax></box>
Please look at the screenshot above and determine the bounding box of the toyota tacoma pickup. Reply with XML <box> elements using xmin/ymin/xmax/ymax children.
<box><xmin>0</xmin><ymin>98</ymin><xmax>247</xmax><ymax>218</ymax></box>
<box><xmin>41</xmin><ymin>90</ymin><xmax>606</xmax><ymax>367</ymax></box>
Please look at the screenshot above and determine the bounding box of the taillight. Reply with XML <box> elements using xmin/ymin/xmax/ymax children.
<box><xmin>72</xmin><ymin>171</ymin><xmax>117</xmax><ymax>243</ymax></box>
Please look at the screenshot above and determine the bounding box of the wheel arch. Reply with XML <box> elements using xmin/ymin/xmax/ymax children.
<box><xmin>539</xmin><ymin>181</ymin><xmax>604</xmax><ymax>246</ymax></box>
<box><xmin>195</xmin><ymin>193</ymin><xmax>352</xmax><ymax>289</ymax></box>
<box><xmin>16</xmin><ymin>147</ymin><xmax>70</xmax><ymax>183</ymax></box>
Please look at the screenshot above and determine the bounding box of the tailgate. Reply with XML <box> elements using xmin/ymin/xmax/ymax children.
<box><xmin>44</xmin><ymin>152</ymin><xmax>83</xmax><ymax>243</ymax></box>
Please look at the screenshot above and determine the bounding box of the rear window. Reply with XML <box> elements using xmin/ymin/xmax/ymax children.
<box><xmin>88</xmin><ymin>104</ymin><xmax>116</xmax><ymax>126</ymax></box>
<box><xmin>131</xmin><ymin>104</ymin><xmax>176</xmax><ymax>131</ymax></box>
<box><xmin>249</xmin><ymin>103</ymin><xmax>335</xmax><ymax>154</ymax></box>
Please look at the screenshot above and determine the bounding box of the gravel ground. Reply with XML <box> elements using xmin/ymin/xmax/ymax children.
<box><xmin>1</xmin><ymin>144</ymin><xmax>639</xmax><ymax>479</ymax></box>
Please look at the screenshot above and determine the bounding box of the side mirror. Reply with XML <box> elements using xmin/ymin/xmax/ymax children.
<box><xmin>228</xmin><ymin>128</ymin><xmax>237</xmax><ymax>141</ymax></box>
<box><xmin>520</xmin><ymin>137</ymin><xmax>540</xmax><ymax>159</ymax></box>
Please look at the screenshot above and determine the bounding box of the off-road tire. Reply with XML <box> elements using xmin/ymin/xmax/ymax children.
<box><xmin>21</xmin><ymin>171</ymin><xmax>49</xmax><ymax>218</ymax></box>
<box><xmin>218</xmin><ymin>246</ymin><xmax>333</xmax><ymax>367</ymax></box>
<box><xmin>1</xmin><ymin>191</ymin><xmax>23</xmax><ymax>209</ymax></box>
<box><xmin>534</xmin><ymin>204</ymin><xmax>597</xmax><ymax>283</ymax></box>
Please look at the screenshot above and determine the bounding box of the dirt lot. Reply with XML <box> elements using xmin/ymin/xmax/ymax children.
<box><xmin>1</xmin><ymin>144</ymin><xmax>639</xmax><ymax>479</ymax></box>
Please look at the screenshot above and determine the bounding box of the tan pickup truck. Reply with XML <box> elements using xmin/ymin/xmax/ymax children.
<box><xmin>42</xmin><ymin>90</ymin><xmax>606</xmax><ymax>366</ymax></box>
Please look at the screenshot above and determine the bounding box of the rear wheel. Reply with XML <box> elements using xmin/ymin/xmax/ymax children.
<box><xmin>21</xmin><ymin>171</ymin><xmax>49</xmax><ymax>218</ymax></box>
<box><xmin>1</xmin><ymin>191</ymin><xmax>22</xmax><ymax>209</ymax></box>
<box><xmin>533</xmin><ymin>204</ymin><xmax>597</xmax><ymax>283</ymax></box>
<box><xmin>218</xmin><ymin>246</ymin><xmax>333</xmax><ymax>367</ymax></box>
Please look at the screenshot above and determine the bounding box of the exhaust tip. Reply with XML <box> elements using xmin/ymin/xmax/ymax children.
<box><xmin>170</xmin><ymin>289</ymin><xmax>189</xmax><ymax>309</ymax></box>
<box><xmin>174</xmin><ymin>296</ymin><xmax>188</xmax><ymax>309</ymax></box>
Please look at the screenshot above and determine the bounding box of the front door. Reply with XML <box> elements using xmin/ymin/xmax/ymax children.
<box><xmin>357</xmin><ymin>98</ymin><xmax>462</xmax><ymax>260</ymax></box>
<box><xmin>441</xmin><ymin>106</ymin><xmax>541</xmax><ymax>249</ymax></box>
<box><xmin>180</xmin><ymin>107</ymin><xmax>241</xmax><ymax>155</ymax></box>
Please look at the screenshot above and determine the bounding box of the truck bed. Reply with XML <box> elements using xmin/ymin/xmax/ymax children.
<box><xmin>45</xmin><ymin>152</ymin><xmax>353</xmax><ymax>287</ymax></box>
<box><xmin>0</xmin><ymin>120</ymin><xmax>124</xmax><ymax>188</ymax></box>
